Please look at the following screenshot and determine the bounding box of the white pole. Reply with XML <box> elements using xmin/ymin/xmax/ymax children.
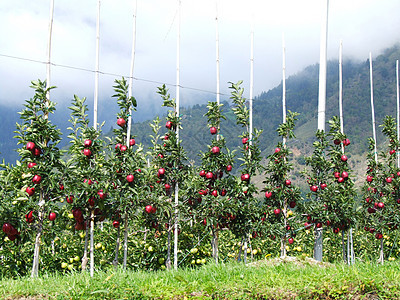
<box><xmin>396</xmin><ymin>60</ymin><xmax>399</xmax><ymax>168</ymax></box>
<box><xmin>282</xmin><ymin>33</ymin><xmax>286</xmax><ymax>145</ymax></box>
<box><xmin>123</xmin><ymin>0</ymin><xmax>137</xmax><ymax>270</ymax></box>
<box><xmin>339</xmin><ymin>40</ymin><xmax>344</xmax><ymax>135</ymax></box>
<box><xmin>314</xmin><ymin>0</ymin><xmax>329</xmax><ymax>263</ymax></box>
<box><xmin>215</xmin><ymin>0</ymin><xmax>220</xmax><ymax>106</ymax></box>
<box><xmin>126</xmin><ymin>0</ymin><xmax>137</xmax><ymax>146</ymax></box>
<box><xmin>46</xmin><ymin>0</ymin><xmax>54</xmax><ymax>103</ymax></box>
<box><xmin>369</xmin><ymin>52</ymin><xmax>378</xmax><ymax>163</ymax></box>
<box><xmin>174</xmin><ymin>0</ymin><xmax>181</xmax><ymax>271</ymax></box>
<box><xmin>93</xmin><ymin>0</ymin><xmax>101</xmax><ymax>131</ymax></box>
<box><xmin>317</xmin><ymin>0</ymin><xmax>329</xmax><ymax>132</ymax></box>
<box><xmin>249</xmin><ymin>22</ymin><xmax>254</xmax><ymax>146</ymax></box>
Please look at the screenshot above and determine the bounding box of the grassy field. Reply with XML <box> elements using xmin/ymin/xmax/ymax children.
<box><xmin>1</xmin><ymin>257</ymin><xmax>400</xmax><ymax>299</ymax></box>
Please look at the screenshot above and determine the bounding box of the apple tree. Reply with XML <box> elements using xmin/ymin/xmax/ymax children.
<box><xmin>106</xmin><ymin>78</ymin><xmax>147</xmax><ymax>269</ymax></box>
<box><xmin>261</xmin><ymin>111</ymin><xmax>302</xmax><ymax>257</ymax></box>
<box><xmin>361</xmin><ymin>116</ymin><xmax>400</xmax><ymax>263</ymax></box>
<box><xmin>10</xmin><ymin>80</ymin><xmax>65</xmax><ymax>277</ymax></box>
<box><xmin>65</xmin><ymin>93</ymin><xmax>108</xmax><ymax>275</ymax></box>
<box><xmin>228</xmin><ymin>81</ymin><xmax>263</xmax><ymax>262</ymax></box>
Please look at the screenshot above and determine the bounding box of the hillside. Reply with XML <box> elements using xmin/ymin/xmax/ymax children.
<box><xmin>1</xmin><ymin>45</ymin><xmax>400</xmax><ymax>177</ymax></box>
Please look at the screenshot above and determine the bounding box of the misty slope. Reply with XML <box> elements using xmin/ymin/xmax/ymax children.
<box><xmin>1</xmin><ymin>44</ymin><xmax>400</xmax><ymax>166</ymax></box>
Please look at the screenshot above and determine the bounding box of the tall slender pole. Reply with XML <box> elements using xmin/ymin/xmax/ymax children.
<box><xmin>282</xmin><ymin>33</ymin><xmax>287</xmax><ymax>145</ymax></box>
<box><xmin>90</xmin><ymin>0</ymin><xmax>101</xmax><ymax>278</ymax></box>
<box><xmin>93</xmin><ymin>0</ymin><xmax>101</xmax><ymax>130</ymax></box>
<box><xmin>123</xmin><ymin>0</ymin><xmax>137</xmax><ymax>270</ymax></box>
<box><xmin>249</xmin><ymin>22</ymin><xmax>254</xmax><ymax>146</ymax></box>
<box><xmin>396</xmin><ymin>60</ymin><xmax>400</xmax><ymax>168</ymax></box>
<box><xmin>369</xmin><ymin>52</ymin><xmax>378</xmax><ymax>163</ymax></box>
<box><xmin>215</xmin><ymin>0</ymin><xmax>220</xmax><ymax>107</ymax></box>
<box><xmin>314</xmin><ymin>0</ymin><xmax>329</xmax><ymax>262</ymax></box>
<box><xmin>45</xmin><ymin>0</ymin><xmax>54</xmax><ymax>103</ymax></box>
<box><xmin>174</xmin><ymin>0</ymin><xmax>181</xmax><ymax>271</ymax></box>
<box><xmin>339</xmin><ymin>40</ymin><xmax>344</xmax><ymax>136</ymax></box>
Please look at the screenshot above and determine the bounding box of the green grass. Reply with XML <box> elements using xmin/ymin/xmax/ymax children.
<box><xmin>1</xmin><ymin>259</ymin><xmax>400</xmax><ymax>299</ymax></box>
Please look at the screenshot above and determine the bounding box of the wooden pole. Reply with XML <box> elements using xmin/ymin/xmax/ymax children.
<box><xmin>339</xmin><ymin>40</ymin><xmax>344</xmax><ymax>135</ymax></box>
<box><xmin>93</xmin><ymin>0</ymin><xmax>101</xmax><ymax>130</ymax></box>
<box><xmin>282</xmin><ymin>33</ymin><xmax>287</xmax><ymax>145</ymax></box>
<box><xmin>396</xmin><ymin>60</ymin><xmax>399</xmax><ymax>168</ymax></box>
<box><xmin>314</xmin><ymin>0</ymin><xmax>329</xmax><ymax>262</ymax></box>
<box><xmin>173</xmin><ymin>0</ymin><xmax>181</xmax><ymax>271</ymax></box>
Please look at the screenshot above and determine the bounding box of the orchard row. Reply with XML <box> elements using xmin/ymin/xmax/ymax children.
<box><xmin>0</xmin><ymin>79</ymin><xmax>398</xmax><ymax>277</ymax></box>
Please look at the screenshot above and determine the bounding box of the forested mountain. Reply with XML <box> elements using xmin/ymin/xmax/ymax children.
<box><xmin>1</xmin><ymin>44</ymin><xmax>400</xmax><ymax>166</ymax></box>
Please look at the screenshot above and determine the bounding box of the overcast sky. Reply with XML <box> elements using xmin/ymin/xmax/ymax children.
<box><xmin>1</xmin><ymin>0</ymin><xmax>400</xmax><ymax>122</ymax></box>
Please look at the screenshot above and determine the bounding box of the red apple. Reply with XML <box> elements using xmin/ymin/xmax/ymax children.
<box><xmin>66</xmin><ymin>195</ymin><xmax>74</xmax><ymax>204</ymax></box>
<box><xmin>26</xmin><ymin>142</ymin><xmax>36</xmax><ymax>151</ymax></box>
<box><xmin>211</xmin><ymin>146</ymin><xmax>220</xmax><ymax>154</ymax></box>
<box><xmin>129</xmin><ymin>139</ymin><xmax>136</xmax><ymax>146</ymax></box>
<box><xmin>341</xmin><ymin>155</ymin><xmax>348</xmax><ymax>162</ymax></box>
<box><xmin>28</xmin><ymin>162</ymin><xmax>37</xmax><ymax>168</ymax></box>
<box><xmin>145</xmin><ymin>205</ymin><xmax>153</xmax><ymax>214</ymax></box>
<box><xmin>320</xmin><ymin>183</ymin><xmax>327</xmax><ymax>190</ymax></box>
<box><xmin>367</xmin><ymin>175</ymin><xmax>373</xmax><ymax>182</ymax></box>
<box><xmin>2</xmin><ymin>223</ymin><xmax>12</xmax><ymax>234</ymax></box>
<box><xmin>265</xmin><ymin>191</ymin><xmax>272</xmax><ymax>198</ymax></box>
<box><xmin>241</xmin><ymin>173</ymin><xmax>250</xmax><ymax>181</ymax></box>
<box><xmin>126</xmin><ymin>174</ymin><xmax>134</xmax><ymax>182</ymax></box>
<box><xmin>212</xmin><ymin>190</ymin><xmax>218</xmax><ymax>197</ymax></box>
<box><xmin>375</xmin><ymin>233</ymin><xmax>383</xmax><ymax>239</ymax></box>
<box><xmin>113</xmin><ymin>220</ymin><xmax>120</xmax><ymax>228</ymax></box>
<box><xmin>26</xmin><ymin>187</ymin><xmax>35</xmax><ymax>196</ymax></box>
<box><xmin>59</xmin><ymin>184</ymin><xmax>64</xmax><ymax>191</ymax></box>
<box><xmin>333</xmin><ymin>228</ymin><xmax>340</xmax><ymax>234</ymax></box>
<box><xmin>117</xmin><ymin>118</ymin><xmax>126</xmax><ymax>127</ymax></box>
<box><xmin>206</xmin><ymin>172</ymin><xmax>213</xmax><ymax>179</ymax></box>
<box><xmin>377</xmin><ymin>202</ymin><xmax>384</xmax><ymax>209</ymax></box>
<box><xmin>316</xmin><ymin>222</ymin><xmax>322</xmax><ymax>228</ymax></box>
<box><xmin>115</xmin><ymin>143</ymin><xmax>122</xmax><ymax>150</ymax></box>
<box><xmin>83</xmin><ymin>148</ymin><xmax>92</xmax><ymax>157</ymax></box>
<box><xmin>288</xmin><ymin>237</ymin><xmax>294</xmax><ymax>244</ymax></box>
<box><xmin>199</xmin><ymin>170</ymin><xmax>206</xmax><ymax>177</ymax></box>
<box><xmin>120</xmin><ymin>145</ymin><xmax>127</xmax><ymax>152</ymax></box>
<box><xmin>386</xmin><ymin>177</ymin><xmax>393</xmax><ymax>183</ymax></box>
<box><xmin>33</xmin><ymin>148</ymin><xmax>41</xmax><ymax>156</ymax></box>
<box><xmin>210</xmin><ymin>127</ymin><xmax>217</xmax><ymax>135</ymax></box>
<box><xmin>285</xmin><ymin>179</ymin><xmax>291</xmax><ymax>186</ymax></box>
<box><xmin>84</xmin><ymin>139</ymin><xmax>92</xmax><ymax>147</ymax></box>
<box><xmin>310</xmin><ymin>185</ymin><xmax>318</xmax><ymax>192</ymax></box>
<box><xmin>49</xmin><ymin>212</ymin><xmax>56</xmax><ymax>221</ymax></box>
<box><xmin>334</xmin><ymin>172</ymin><xmax>340</xmax><ymax>178</ymax></box>
<box><xmin>165</xmin><ymin>121</ymin><xmax>173</xmax><ymax>129</ymax></box>
<box><xmin>334</xmin><ymin>139</ymin><xmax>341</xmax><ymax>145</ymax></box>
<box><xmin>343</xmin><ymin>138</ymin><xmax>351</xmax><ymax>146</ymax></box>
<box><xmin>165</xmin><ymin>183</ymin><xmax>171</xmax><ymax>190</ymax></box>
<box><xmin>97</xmin><ymin>190</ymin><xmax>106</xmax><ymax>200</ymax></box>
<box><xmin>341</xmin><ymin>171</ymin><xmax>348</xmax><ymax>179</ymax></box>
<box><xmin>390</xmin><ymin>149</ymin><xmax>396</xmax><ymax>155</ymax></box>
<box><xmin>226</xmin><ymin>165</ymin><xmax>233</xmax><ymax>172</ymax></box>
<box><xmin>242</xmin><ymin>137</ymin><xmax>248</xmax><ymax>144</ymax></box>
<box><xmin>289</xmin><ymin>201</ymin><xmax>296</xmax><ymax>208</ymax></box>
<box><xmin>274</xmin><ymin>147</ymin><xmax>281</xmax><ymax>153</ymax></box>
<box><xmin>337</xmin><ymin>177</ymin><xmax>344</xmax><ymax>183</ymax></box>
<box><xmin>88</xmin><ymin>197</ymin><xmax>95</xmax><ymax>206</ymax></box>
<box><xmin>367</xmin><ymin>207</ymin><xmax>376</xmax><ymax>214</ymax></box>
<box><xmin>274</xmin><ymin>208</ymin><xmax>281</xmax><ymax>215</ymax></box>
<box><xmin>32</xmin><ymin>175</ymin><xmax>42</xmax><ymax>185</ymax></box>
<box><xmin>158</xmin><ymin>168</ymin><xmax>166</xmax><ymax>176</ymax></box>
<box><xmin>221</xmin><ymin>189</ymin><xmax>227</xmax><ymax>196</ymax></box>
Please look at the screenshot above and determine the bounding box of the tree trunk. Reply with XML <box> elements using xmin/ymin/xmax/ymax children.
<box><xmin>81</xmin><ymin>219</ymin><xmax>89</xmax><ymax>271</ymax></box>
<box><xmin>113</xmin><ymin>226</ymin><xmax>121</xmax><ymax>270</ymax></box>
<box><xmin>122</xmin><ymin>212</ymin><xmax>129</xmax><ymax>270</ymax></box>
<box><xmin>211</xmin><ymin>228</ymin><xmax>219</xmax><ymax>264</ymax></box>
<box><xmin>341</xmin><ymin>230</ymin><xmax>347</xmax><ymax>264</ymax></box>
<box><xmin>89</xmin><ymin>209</ymin><xmax>95</xmax><ymax>277</ymax></box>
<box><xmin>31</xmin><ymin>191</ymin><xmax>44</xmax><ymax>278</ymax></box>
<box><xmin>314</xmin><ymin>227</ymin><xmax>323</xmax><ymax>261</ymax></box>
<box><xmin>166</xmin><ymin>220</ymin><xmax>172</xmax><ymax>270</ymax></box>
<box><xmin>237</xmin><ymin>236</ymin><xmax>243</xmax><ymax>262</ymax></box>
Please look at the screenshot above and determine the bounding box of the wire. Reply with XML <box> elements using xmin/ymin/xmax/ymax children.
<box><xmin>0</xmin><ymin>53</ymin><xmax>232</xmax><ymax>97</ymax></box>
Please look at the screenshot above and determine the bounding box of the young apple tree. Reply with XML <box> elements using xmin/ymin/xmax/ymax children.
<box><xmin>12</xmin><ymin>80</ymin><xmax>65</xmax><ymax>277</ymax></box>
<box><xmin>107</xmin><ymin>78</ymin><xmax>146</xmax><ymax>269</ymax></box>
<box><xmin>195</xmin><ymin>100</ymin><xmax>235</xmax><ymax>263</ymax></box>
<box><xmin>261</xmin><ymin>111</ymin><xmax>302</xmax><ymax>257</ymax></box>
<box><xmin>229</xmin><ymin>81</ymin><xmax>263</xmax><ymax>263</ymax></box>
<box><xmin>65</xmin><ymin>94</ymin><xmax>108</xmax><ymax>275</ymax></box>
<box><xmin>361</xmin><ymin>116</ymin><xmax>400</xmax><ymax>263</ymax></box>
